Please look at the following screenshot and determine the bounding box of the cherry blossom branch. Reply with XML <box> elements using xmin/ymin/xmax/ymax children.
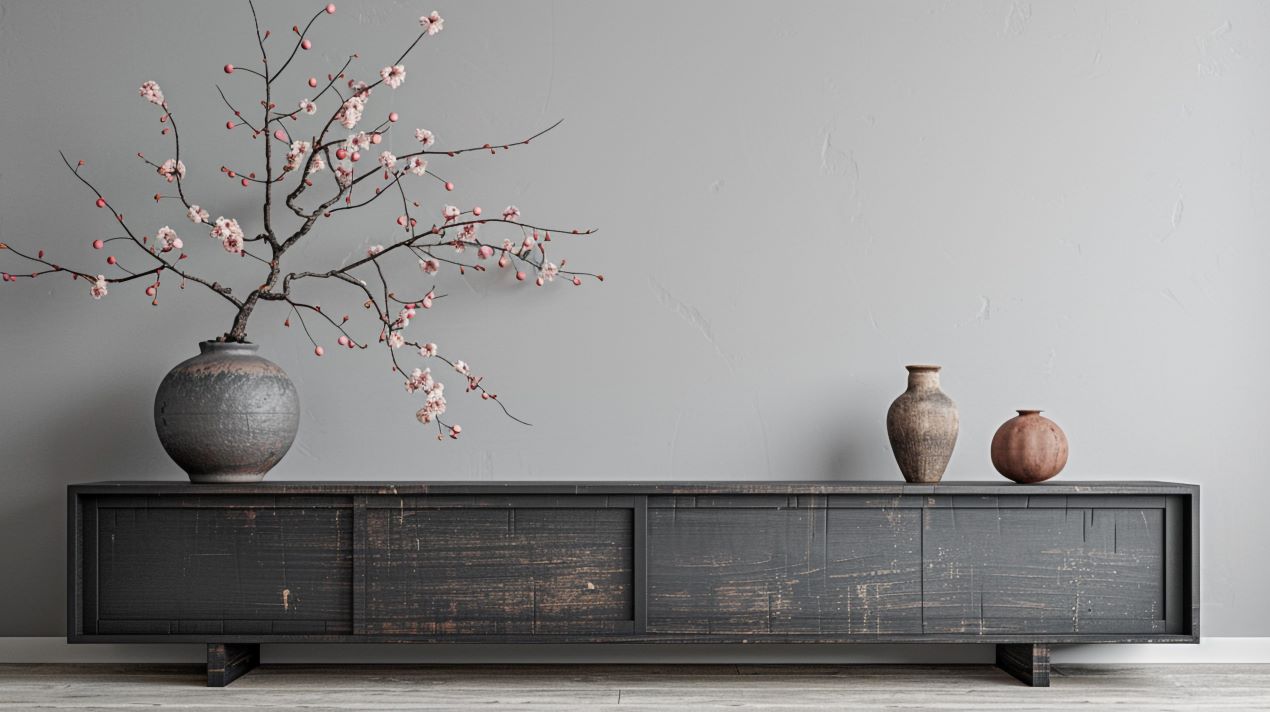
<box><xmin>421</xmin><ymin>119</ymin><xmax>564</xmax><ymax>158</ymax></box>
<box><xmin>56</xmin><ymin>152</ymin><xmax>242</xmax><ymax>308</ymax></box>
<box><xmin>269</xmin><ymin>6</ymin><xmax>330</xmax><ymax>83</ymax></box>
<box><xmin>2</xmin><ymin>3</ymin><xmax>599</xmax><ymax>439</ymax></box>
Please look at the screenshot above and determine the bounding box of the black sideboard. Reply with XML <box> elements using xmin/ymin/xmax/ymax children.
<box><xmin>67</xmin><ymin>480</ymin><xmax>1199</xmax><ymax>687</ymax></box>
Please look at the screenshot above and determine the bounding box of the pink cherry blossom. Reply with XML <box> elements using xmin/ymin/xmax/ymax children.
<box><xmin>348</xmin><ymin>79</ymin><xmax>371</xmax><ymax>98</ymax></box>
<box><xmin>138</xmin><ymin>81</ymin><xmax>165</xmax><ymax>107</ymax></box>
<box><xmin>344</xmin><ymin>132</ymin><xmax>373</xmax><ymax>153</ymax></box>
<box><xmin>157</xmin><ymin>159</ymin><xmax>186</xmax><ymax>183</ymax></box>
<box><xmin>442</xmin><ymin>205</ymin><xmax>460</xmax><ymax>222</ymax></box>
<box><xmin>407</xmin><ymin>156</ymin><xmax>428</xmax><ymax>176</ymax></box>
<box><xmin>477</xmin><ymin>245</ymin><xmax>494</xmax><ymax>259</ymax></box>
<box><xmin>420</xmin><ymin>11</ymin><xmax>444</xmax><ymax>35</ymax></box>
<box><xmin>453</xmin><ymin>360</ymin><xmax>470</xmax><ymax>375</ymax></box>
<box><xmin>380</xmin><ymin>64</ymin><xmax>406</xmax><ymax>89</ymax></box>
<box><xmin>540</xmin><ymin>261</ymin><xmax>559</xmax><ymax>282</ymax></box>
<box><xmin>405</xmin><ymin>367</ymin><xmax>434</xmax><ymax>394</ymax></box>
<box><xmin>415</xmin><ymin>385</ymin><xmax>447</xmax><ymax>424</ymax></box>
<box><xmin>338</xmin><ymin>96</ymin><xmax>365</xmax><ymax>129</ymax></box>
<box><xmin>454</xmin><ymin>223</ymin><xmax>478</xmax><ymax>252</ymax></box>
<box><xmin>502</xmin><ymin>205</ymin><xmax>521</xmax><ymax>221</ymax></box>
<box><xmin>420</xmin><ymin>342</ymin><xmax>438</xmax><ymax>357</ymax></box>
<box><xmin>308</xmin><ymin>154</ymin><xmax>326</xmax><ymax>174</ymax></box>
<box><xmin>283</xmin><ymin>140</ymin><xmax>311</xmax><ymax>173</ymax></box>
<box><xmin>155</xmin><ymin>226</ymin><xmax>183</xmax><ymax>253</ymax></box>
<box><xmin>90</xmin><ymin>275</ymin><xmax>108</xmax><ymax>299</ymax></box>
<box><xmin>378</xmin><ymin>151</ymin><xmax>397</xmax><ymax>169</ymax></box>
<box><xmin>298</xmin><ymin>99</ymin><xmax>317</xmax><ymax>115</ymax></box>
<box><xmin>187</xmin><ymin>205</ymin><xmax>209</xmax><ymax>223</ymax></box>
<box><xmin>414</xmin><ymin>128</ymin><xmax>435</xmax><ymax>147</ymax></box>
<box><xmin>335</xmin><ymin>163</ymin><xmax>354</xmax><ymax>187</ymax></box>
<box><xmin>221</xmin><ymin>233</ymin><xmax>244</xmax><ymax>255</ymax></box>
<box><xmin>210</xmin><ymin>216</ymin><xmax>245</xmax><ymax>255</ymax></box>
<box><xmin>367</xmin><ymin>244</ymin><xmax>384</xmax><ymax>256</ymax></box>
<box><xmin>387</xmin><ymin>331</ymin><xmax>405</xmax><ymax>349</ymax></box>
<box><xmin>521</xmin><ymin>234</ymin><xmax>536</xmax><ymax>251</ymax></box>
<box><xmin>419</xmin><ymin>258</ymin><xmax>439</xmax><ymax>274</ymax></box>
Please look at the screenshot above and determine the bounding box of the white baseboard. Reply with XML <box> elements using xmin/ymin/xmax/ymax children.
<box><xmin>1</xmin><ymin>637</ymin><xmax>1267</xmax><ymax>665</ymax></box>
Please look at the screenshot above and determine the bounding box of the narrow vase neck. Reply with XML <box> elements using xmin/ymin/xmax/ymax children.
<box><xmin>906</xmin><ymin>366</ymin><xmax>942</xmax><ymax>392</ymax></box>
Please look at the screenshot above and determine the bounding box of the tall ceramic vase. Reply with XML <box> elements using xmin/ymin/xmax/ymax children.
<box><xmin>153</xmin><ymin>341</ymin><xmax>300</xmax><ymax>483</ymax></box>
<box><xmin>886</xmin><ymin>365</ymin><xmax>959</xmax><ymax>483</ymax></box>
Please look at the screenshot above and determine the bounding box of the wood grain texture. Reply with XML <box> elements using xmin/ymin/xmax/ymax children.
<box><xmin>648</xmin><ymin>507</ymin><xmax>922</xmax><ymax>635</ymax></box>
<box><xmin>92</xmin><ymin>506</ymin><xmax>352</xmax><ymax>635</ymax></box>
<box><xmin>205</xmin><ymin>643</ymin><xmax>258</xmax><ymax>687</ymax></box>
<box><xmin>922</xmin><ymin>508</ymin><xmax>1164</xmax><ymax>635</ymax></box>
<box><xmin>364</xmin><ymin>506</ymin><xmax>633</xmax><ymax>635</ymax></box>
<box><xmin>66</xmin><ymin>481</ymin><xmax>1199</xmax><ymax>687</ymax></box>
<box><xmin>995</xmin><ymin>643</ymin><xmax>1050</xmax><ymax>686</ymax></box>
<box><xmin>4</xmin><ymin>663</ymin><xmax>1268</xmax><ymax>710</ymax></box>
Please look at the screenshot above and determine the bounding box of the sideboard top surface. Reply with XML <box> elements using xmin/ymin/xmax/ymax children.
<box><xmin>68</xmin><ymin>480</ymin><xmax>1199</xmax><ymax>496</ymax></box>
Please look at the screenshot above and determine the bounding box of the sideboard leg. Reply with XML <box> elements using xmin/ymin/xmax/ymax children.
<box><xmin>995</xmin><ymin>643</ymin><xmax>1050</xmax><ymax>687</ymax></box>
<box><xmin>207</xmin><ymin>643</ymin><xmax>259</xmax><ymax>687</ymax></box>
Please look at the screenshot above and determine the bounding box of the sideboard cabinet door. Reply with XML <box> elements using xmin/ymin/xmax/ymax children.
<box><xmin>92</xmin><ymin>505</ymin><xmax>353</xmax><ymax>635</ymax></box>
<box><xmin>362</xmin><ymin>506</ymin><xmax>634</xmax><ymax>635</ymax></box>
<box><xmin>922</xmin><ymin>505</ymin><xmax>1167</xmax><ymax>635</ymax></box>
<box><xmin>647</xmin><ymin>506</ymin><xmax>923</xmax><ymax>635</ymax></box>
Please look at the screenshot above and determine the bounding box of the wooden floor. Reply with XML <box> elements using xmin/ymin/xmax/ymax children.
<box><xmin>1</xmin><ymin>663</ymin><xmax>1267</xmax><ymax>710</ymax></box>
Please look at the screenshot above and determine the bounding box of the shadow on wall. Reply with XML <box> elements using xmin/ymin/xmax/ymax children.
<box><xmin>0</xmin><ymin>375</ymin><xmax>174</xmax><ymax>636</ymax></box>
<box><xmin>819</xmin><ymin>401</ymin><xmax>896</xmax><ymax>482</ymax></box>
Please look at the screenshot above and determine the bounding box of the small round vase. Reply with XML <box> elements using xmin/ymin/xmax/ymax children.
<box><xmin>886</xmin><ymin>365</ymin><xmax>959</xmax><ymax>483</ymax></box>
<box><xmin>154</xmin><ymin>341</ymin><xmax>299</xmax><ymax>483</ymax></box>
<box><xmin>990</xmin><ymin>410</ymin><xmax>1068</xmax><ymax>484</ymax></box>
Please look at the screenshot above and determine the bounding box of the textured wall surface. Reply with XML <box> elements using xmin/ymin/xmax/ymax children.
<box><xmin>1</xmin><ymin>0</ymin><xmax>1267</xmax><ymax>638</ymax></box>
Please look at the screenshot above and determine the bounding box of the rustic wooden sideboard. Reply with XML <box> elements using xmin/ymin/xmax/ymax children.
<box><xmin>67</xmin><ymin>481</ymin><xmax>1198</xmax><ymax>687</ymax></box>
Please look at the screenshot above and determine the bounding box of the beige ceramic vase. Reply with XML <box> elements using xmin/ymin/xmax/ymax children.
<box><xmin>886</xmin><ymin>365</ymin><xmax>959</xmax><ymax>483</ymax></box>
<box><xmin>990</xmin><ymin>410</ymin><xmax>1068</xmax><ymax>484</ymax></box>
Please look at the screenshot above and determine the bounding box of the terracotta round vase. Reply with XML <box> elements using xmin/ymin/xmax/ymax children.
<box><xmin>990</xmin><ymin>410</ymin><xmax>1068</xmax><ymax>484</ymax></box>
<box><xmin>886</xmin><ymin>365</ymin><xmax>959</xmax><ymax>483</ymax></box>
<box><xmin>154</xmin><ymin>341</ymin><xmax>300</xmax><ymax>483</ymax></box>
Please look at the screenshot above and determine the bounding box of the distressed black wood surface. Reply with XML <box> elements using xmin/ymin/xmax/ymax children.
<box><xmin>69</xmin><ymin>481</ymin><xmax>1200</xmax><ymax>495</ymax></box>
<box><xmin>648</xmin><ymin>507</ymin><xmax>922</xmax><ymax>635</ymax></box>
<box><xmin>68</xmin><ymin>481</ymin><xmax>1198</xmax><ymax>666</ymax></box>
<box><xmin>922</xmin><ymin>508</ymin><xmax>1165</xmax><ymax>635</ymax></box>
<box><xmin>93</xmin><ymin>506</ymin><xmax>352</xmax><ymax>635</ymax></box>
<box><xmin>996</xmin><ymin>642</ymin><xmax>1050</xmax><ymax>686</ymax></box>
<box><xmin>206</xmin><ymin>642</ymin><xmax>259</xmax><ymax>687</ymax></box>
<box><xmin>363</xmin><ymin>507</ymin><xmax>633</xmax><ymax>635</ymax></box>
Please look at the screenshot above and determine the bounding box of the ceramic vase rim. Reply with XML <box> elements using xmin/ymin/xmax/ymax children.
<box><xmin>905</xmin><ymin>364</ymin><xmax>942</xmax><ymax>372</ymax></box>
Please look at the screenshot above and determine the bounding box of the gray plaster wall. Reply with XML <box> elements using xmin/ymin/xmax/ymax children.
<box><xmin>1</xmin><ymin>0</ymin><xmax>1266</xmax><ymax>639</ymax></box>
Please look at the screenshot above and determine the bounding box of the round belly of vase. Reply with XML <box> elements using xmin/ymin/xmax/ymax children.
<box><xmin>154</xmin><ymin>341</ymin><xmax>299</xmax><ymax>483</ymax></box>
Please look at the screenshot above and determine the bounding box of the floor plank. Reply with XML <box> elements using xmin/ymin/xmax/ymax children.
<box><xmin>0</xmin><ymin>663</ymin><xmax>1265</xmax><ymax>710</ymax></box>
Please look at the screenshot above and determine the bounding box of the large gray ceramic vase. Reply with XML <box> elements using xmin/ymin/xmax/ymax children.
<box><xmin>154</xmin><ymin>341</ymin><xmax>299</xmax><ymax>483</ymax></box>
<box><xmin>886</xmin><ymin>364</ymin><xmax>959</xmax><ymax>483</ymax></box>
